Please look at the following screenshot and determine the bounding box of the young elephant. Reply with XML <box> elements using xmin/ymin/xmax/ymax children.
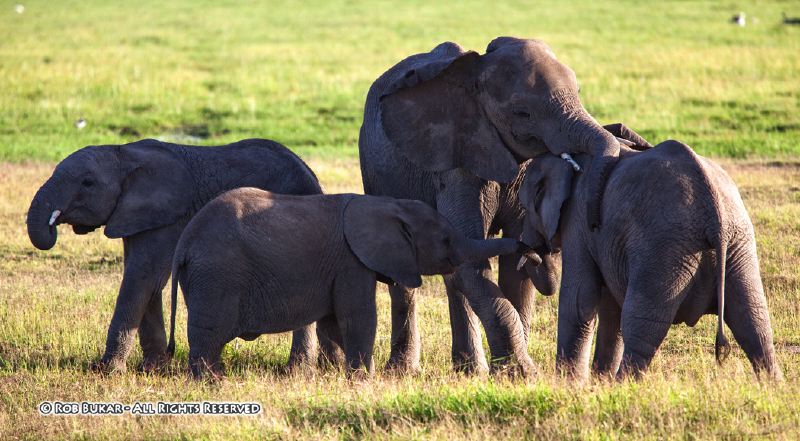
<box><xmin>167</xmin><ymin>189</ymin><xmax>531</xmax><ymax>377</ymax></box>
<box><xmin>519</xmin><ymin>141</ymin><xmax>782</xmax><ymax>380</ymax></box>
<box><xmin>27</xmin><ymin>138</ymin><xmax>323</xmax><ymax>372</ymax></box>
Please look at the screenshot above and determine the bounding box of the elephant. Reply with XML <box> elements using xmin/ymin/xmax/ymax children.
<box><xmin>518</xmin><ymin>140</ymin><xmax>783</xmax><ymax>380</ymax></box>
<box><xmin>359</xmin><ymin>36</ymin><xmax>651</xmax><ymax>373</ymax></box>
<box><xmin>27</xmin><ymin>138</ymin><xmax>325</xmax><ymax>372</ymax></box>
<box><xmin>165</xmin><ymin>188</ymin><xmax>529</xmax><ymax>378</ymax></box>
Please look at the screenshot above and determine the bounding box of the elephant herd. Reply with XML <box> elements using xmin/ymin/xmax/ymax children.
<box><xmin>26</xmin><ymin>37</ymin><xmax>782</xmax><ymax>381</ymax></box>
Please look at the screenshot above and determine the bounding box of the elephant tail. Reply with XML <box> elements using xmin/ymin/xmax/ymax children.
<box><xmin>713</xmin><ymin>238</ymin><xmax>731</xmax><ymax>365</ymax></box>
<box><xmin>166</xmin><ymin>254</ymin><xmax>184</xmax><ymax>358</ymax></box>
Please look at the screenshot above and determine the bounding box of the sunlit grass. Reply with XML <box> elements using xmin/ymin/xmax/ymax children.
<box><xmin>1</xmin><ymin>159</ymin><xmax>799</xmax><ymax>439</ymax></box>
<box><xmin>1</xmin><ymin>0</ymin><xmax>800</xmax><ymax>439</ymax></box>
<box><xmin>0</xmin><ymin>0</ymin><xmax>798</xmax><ymax>161</ymax></box>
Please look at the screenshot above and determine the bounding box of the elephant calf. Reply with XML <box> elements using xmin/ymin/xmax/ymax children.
<box><xmin>167</xmin><ymin>189</ymin><xmax>531</xmax><ymax>378</ymax></box>
<box><xmin>27</xmin><ymin>138</ymin><xmax>323</xmax><ymax>372</ymax></box>
<box><xmin>519</xmin><ymin>141</ymin><xmax>782</xmax><ymax>380</ymax></box>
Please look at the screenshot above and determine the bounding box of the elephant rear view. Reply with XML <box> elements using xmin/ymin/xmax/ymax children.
<box><xmin>519</xmin><ymin>141</ymin><xmax>783</xmax><ymax>380</ymax></box>
<box><xmin>26</xmin><ymin>138</ymin><xmax>324</xmax><ymax>372</ymax></box>
<box><xmin>166</xmin><ymin>189</ymin><xmax>531</xmax><ymax>378</ymax></box>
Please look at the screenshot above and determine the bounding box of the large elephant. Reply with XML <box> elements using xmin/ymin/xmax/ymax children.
<box><xmin>359</xmin><ymin>37</ymin><xmax>651</xmax><ymax>373</ymax></box>
<box><xmin>27</xmin><ymin>138</ymin><xmax>324</xmax><ymax>372</ymax></box>
<box><xmin>167</xmin><ymin>189</ymin><xmax>528</xmax><ymax>378</ymax></box>
<box><xmin>518</xmin><ymin>141</ymin><xmax>783</xmax><ymax>381</ymax></box>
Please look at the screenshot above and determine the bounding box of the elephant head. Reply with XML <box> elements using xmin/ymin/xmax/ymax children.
<box><xmin>518</xmin><ymin>154</ymin><xmax>576</xmax><ymax>254</ymax></box>
<box><xmin>343</xmin><ymin>196</ymin><xmax>521</xmax><ymax>288</ymax></box>
<box><xmin>27</xmin><ymin>139</ymin><xmax>194</xmax><ymax>250</ymax></box>
<box><xmin>379</xmin><ymin>37</ymin><xmax>618</xmax><ymax>230</ymax></box>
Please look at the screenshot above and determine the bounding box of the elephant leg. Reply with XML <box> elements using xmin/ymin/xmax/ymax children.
<box><xmin>139</xmin><ymin>280</ymin><xmax>171</xmax><ymax>372</ymax></box>
<box><xmin>286</xmin><ymin>323</ymin><xmax>319</xmax><ymax>371</ymax></box>
<box><xmin>617</xmin><ymin>266</ymin><xmax>689</xmax><ymax>380</ymax></box>
<box><xmin>435</xmin><ymin>171</ymin><xmax>533</xmax><ymax>376</ymax></box>
<box><xmin>556</xmin><ymin>252</ymin><xmax>602</xmax><ymax>381</ymax></box>
<box><xmin>385</xmin><ymin>284</ymin><xmax>421</xmax><ymax>373</ymax></box>
<box><xmin>452</xmin><ymin>262</ymin><xmax>535</xmax><ymax>377</ymax></box>
<box><xmin>592</xmin><ymin>288</ymin><xmax>623</xmax><ymax>377</ymax></box>
<box><xmin>188</xmin><ymin>325</ymin><xmax>226</xmax><ymax>379</ymax></box>
<box><xmin>184</xmin><ymin>271</ymin><xmax>239</xmax><ymax>379</ymax></box>
<box><xmin>333</xmin><ymin>271</ymin><xmax>378</xmax><ymax>376</ymax></box>
<box><xmin>96</xmin><ymin>227</ymin><xmax>180</xmax><ymax>372</ymax></box>
<box><xmin>498</xmin><ymin>252</ymin><xmax>535</xmax><ymax>345</ymax></box>
<box><xmin>316</xmin><ymin>314</ymin><xmax>345</xmax><ymax>369</ymax></box>
<box><xmin>723</xmin><ymin>244</ymin><xmax>783</xmax><ymax>381</ymax></box>
<box><xmin>444</xmin><ymin>274</ymin><xmax>489</xmax><ymax>374</ymax></box>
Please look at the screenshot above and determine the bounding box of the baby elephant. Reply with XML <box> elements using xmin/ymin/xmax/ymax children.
<box><xmin>519</xmin><ymin>140</ymin><xmax>782</xmax><ymax>380</ymax></box>
<box><xmin>167</xmin><ymin>188</ymin><xmax>528</xmax><ymax>377</ymax></box>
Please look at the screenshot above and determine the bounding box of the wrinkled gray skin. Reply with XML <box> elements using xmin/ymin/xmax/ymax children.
<box><xmin>519</xmin><ymin>141</ymin><xmax>783</xmax><ymax>381</ymax></box>
<box><xmin>359</xmin><ymin>37</ymin><xmax>651</xmax><ymax>373</ymax></box>
<box><xmin>167</xmin><ymin>189</ymin><xmax>529</xmax><ymax>378</ymax></box>
<box><xmin>27</xmin><ymin>138</ymin><xmax>323</xmax><ymax>372</ymax></box>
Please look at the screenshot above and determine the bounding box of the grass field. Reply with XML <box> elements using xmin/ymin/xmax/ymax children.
<box><xmin>1</xmin><ymin>0</ymin><xmax>799</xmax><ymax>439</ymax></box>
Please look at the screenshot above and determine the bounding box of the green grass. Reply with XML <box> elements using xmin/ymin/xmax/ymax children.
<box><xmin>1</xmin><ymin>0</ymin><xmax>799</xmax><ymax>161</ymax></box>
<box><xmin>1</xmin><ymin>1</ymin><xmax>800</xmax><ymax>439</ymax></box>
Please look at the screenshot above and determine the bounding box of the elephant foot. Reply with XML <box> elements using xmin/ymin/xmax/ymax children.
<box><xmin>89</xmin><ymin>357</ymin><xmax>127</xmax><ymax>375</ymax></box>
<box><xmin>189</xmin><ymin>357</ymin><xmax>224</xmax><ymax>381</ymax></box>
<box><xmin>316</xmin><ymin>346</ymin><xmax>345</xmax><ymax>371</ymax></box>
<box><xmin>384</xmin><ymin>357</ymin><xmax>421</xmax><ymax>375</ymax></box>
<box><xmin>488</xmin><ymin>354</ymin><xmax>537</xmax><ymax>380</ymax></box>
<box><xmin>451</xmin><ymin>352</ymin><xmax>490</xmax><ymax>376</ymax></box>
<box><xmin>285</xmin><ymin>353</ymin><xmax>317</xmax><ymax>373</ymax></box>
<box><xmin>140</xmin><ymin>352</ymin><xmax>172</xmax><ymax>374</ymax></box>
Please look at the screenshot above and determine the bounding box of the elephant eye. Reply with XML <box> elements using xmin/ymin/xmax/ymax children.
<box><xmin>81</xmin><ymin>178</ymin><xmax>94</xmax><ymax>187</ymax></box>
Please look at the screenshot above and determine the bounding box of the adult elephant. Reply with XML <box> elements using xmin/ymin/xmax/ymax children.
<box><xmin>359</xmin><ymin>37</ymin><xmax>651</xmax><ymax>373</ymax></box>
<box><xmin>27</xmin><ymin>138</ymin><xmax>324</xmax><ymax>373</ymax></box>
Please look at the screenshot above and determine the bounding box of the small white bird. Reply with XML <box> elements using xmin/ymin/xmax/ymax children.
<box><xmin>15</xmin><ymin>4</ymin><xmax>24</xmax><ymax>14</ymax></box>
<box><xmin>74</xmin><ymin>118</ymin><xmax>87</xmax><ymax>129</ymax></box>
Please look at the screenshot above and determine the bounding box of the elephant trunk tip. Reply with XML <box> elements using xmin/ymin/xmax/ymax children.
<box><xmin>27</xmin><ymin>194</ymin><xmax>60</xmax><ymax>251</ymax></box>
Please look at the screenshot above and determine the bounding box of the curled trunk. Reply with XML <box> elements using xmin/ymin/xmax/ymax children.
<box><xmin>27</xmin><ymin>183</ymin><xmax>59</xmax><ymax>250</ymax></box>
<box><xmin>524</xmin><ymin>252</ymin><xmax>560</xmax><ymax>296</ymax></box>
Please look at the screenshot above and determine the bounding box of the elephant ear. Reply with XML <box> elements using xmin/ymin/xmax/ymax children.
<box><xmin>104</xmin><ymin>140</ymin><xmax>193</xmax><ymax>238</ymax></box>
<box><xmin>519</xmin><ymin>155</ymin><xmax>574</xmax><ymax>246</ymax></box>
<box><xmin>343</xmin><ymin>196</ymin><xmax>423</xmax><ymax>288</ymax></box>
<box><xmin>379</xmin><ymin>46</ymin><xmax>519</xmax><ymax>184</ymax></box>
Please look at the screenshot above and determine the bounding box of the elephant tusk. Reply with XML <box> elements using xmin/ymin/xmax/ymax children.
<box><xmin>560</xmin><ymin>153</ymin><xmax>581</xmax><ymax>172</ymax></box>
<box><xmin>516</xmin><ymin>256</ymin><xmax>528</xmax><ymax>271</ymax></box>
<box><xmin>615</xmin><ymin>136</ymin><xmax>635</xmax><ymax>147</ymax></box>
<box><xmin>48</xmin><ymin>210</ymin><xmax>61</xmax><ymax>226</ymax></box>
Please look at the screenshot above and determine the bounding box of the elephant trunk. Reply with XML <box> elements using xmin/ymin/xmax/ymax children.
<box><xmin>553</xmin><ymin>99</ymin><xmax>620</xmax><ymax>231</ymax></box>
<box><xmin>525</xmin><ymin>252</ymin><xmax>560</xmax><ymax>296</ymax></box>
<box><xmin>583</xmin><ymin>130</ymin><xmax>620</xmax><ymax>231</ymax></box>
<box><xmin>458</xmin><ymin>238</ymin><xmax>521</xmax><ymax>264</ymax></box>
<box><xmin>27</xmin><ymin>179</ymin><xmax>61</xmax><ymax>250</ymax></box>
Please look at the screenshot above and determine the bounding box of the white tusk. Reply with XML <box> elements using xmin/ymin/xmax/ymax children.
<box><xmin>560</xmin><ymin>153</ymin><xmax>581</xmax><ymax>172</ymax></box>
<box><xmin>615</xmin><ymin>136</ymin><xmax>635</xmax><ymax>147</ymax></box>
<box><xmin>516</xmin><ymin>256</ymin><xmax>528</xmax><ymax>271</ymax></box>
<box><xmin>48</xmin><ymin>210</ymin><xmax>61</xmax><ymax>226</ymax></box>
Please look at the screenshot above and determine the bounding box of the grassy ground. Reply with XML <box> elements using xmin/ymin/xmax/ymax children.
<box><xmin>1</xmin><ymin>0</ymin><xmax>799</xmax><ymax>161</ymax></box>
<box><xmin>1</xmin><ymin>159</ymin><xmax>799</xmax><ymax>440</ymax></box>
<box><xmin>1</xmin><ymin>0</ymin><xmax>799</xmax><ymax>439</ymax></box>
